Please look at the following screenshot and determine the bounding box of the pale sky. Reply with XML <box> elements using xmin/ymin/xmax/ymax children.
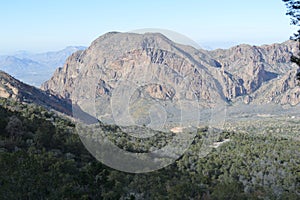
<box><xmin>0</xmin><ymin>0</ymin><xmax>297</xmax><ymax>54</ymax></box>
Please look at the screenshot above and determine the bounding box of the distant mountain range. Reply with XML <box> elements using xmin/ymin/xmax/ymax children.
<box><xmin>0</xmin><ymin>46</ymin><xmax>86</xmax><ymax>87</ymax></box>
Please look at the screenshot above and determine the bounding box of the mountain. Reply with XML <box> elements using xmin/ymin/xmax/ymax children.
<box><xmin>0</xmin><ymin>46</ymin><xmax>86</xmax><ymax>87</ymax></box>
<box><xmin>42</xmin><ymin>32</ymin><xmax>229</xmax><ymax>125</ymax></box>
<box><xmin>0</xmin><ymin>34</ymin><xmax>299</xmax><ymax>199</ymax></box>
<box><xmin>209</xmin><ymin>40</ymin><xmax>300</xmax><ymax>105</ymax></box>
<box><xmin>0</xmin><ymin>70</ymin><xmax>71</xmax><ymax>115</ymax></box>
<box><xmin>41</xmin><ymin>32</ymin><xmax>300</xmax><ymax>125</ymax></box>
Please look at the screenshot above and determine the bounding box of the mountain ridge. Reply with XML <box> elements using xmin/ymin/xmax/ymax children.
<box><xmin>40</xmin><ymin>32</ymin><xmax>300</xmax><ymax>125</ymax></box>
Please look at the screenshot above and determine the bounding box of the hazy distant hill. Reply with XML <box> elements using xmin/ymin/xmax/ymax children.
<box><xmin>0</xmin><ymin>46</ymin><xmax>86</xmax><ymax>87</ymax></box>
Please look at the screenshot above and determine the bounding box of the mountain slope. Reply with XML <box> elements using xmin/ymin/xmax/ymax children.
<box><xmin>0</xmin><ymin>93</ymin><xmax>298</xmax><ymax>199</ymax></box>
<box><xmin>0</xmin><ymin>70</ymin><xmax>71</xmax><ymax>115</ymax></box>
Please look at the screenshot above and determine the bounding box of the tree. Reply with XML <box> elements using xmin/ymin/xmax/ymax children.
<box><xmin>283</xmin><ymin>0</ymin><xmax>300</xmax><ymax>83</ymax></box>
<box><xmin>5</xmin><ymin>115</ymin><xmax>24</xmax><ymax>139</ymax></box>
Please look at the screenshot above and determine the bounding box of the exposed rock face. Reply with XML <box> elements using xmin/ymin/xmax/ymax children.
<box><xmin>42</xmin><ymin>32</ymin><xmax>225</xmax><ymax>104</ymax></box>
<box><xmin>0</xmin><ymin>70</ymin><xmax>72</xmax><ymax>115</ymax></box>
<box><xmin>145</xmin><ymin>84</ymin><xmax>175</xmax><ymax>100</ymax></box>
<box><xmin>41</xmin><ymin>32</ymin><xmax>300</xmax><ymax>118</ymax></box>
<box><xmin>42</xmin><ymin>32</ymin><xmax>229</xmax><ymax>123</ymax></box>
<box><xmin>209</xmin><ymin>41</ymin><xmax>298</xmax><ymax>96</ymax></box>
<box><xmin>250</xmin><ymin>69</ymin><xmax>300</xmax><ymax>106</ymax></box>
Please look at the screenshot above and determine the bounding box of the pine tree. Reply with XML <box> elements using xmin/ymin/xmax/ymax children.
<box><xmin>283</xmin><ymin>0</ymin><xmax>300</xmax><ymax>82</ymax></box>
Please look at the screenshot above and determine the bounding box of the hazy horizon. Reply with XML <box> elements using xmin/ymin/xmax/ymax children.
<box><xmin>0</xmin><ymin>0</ymin><xmax>297</xmax><ymax>54</ymax></box>
<box><xmin>0</xmin><ymin>32</ymin><xmax>294</xmax><ymax>56</ymax></box>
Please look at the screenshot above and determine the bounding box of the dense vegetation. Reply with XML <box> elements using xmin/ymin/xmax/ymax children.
<box><xmin>0</xmin><ymin>98</ymin><xmax>299</xmax><ymax>199</ymax></box>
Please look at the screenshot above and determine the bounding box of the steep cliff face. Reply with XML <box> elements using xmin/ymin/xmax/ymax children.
<box><xmin>41</xmin><ymin>32</ymin><xmax>300</xmax><ymax>115</ymax></box>
<box><xmin>208</xmin><ymin>40</ymin><xmax>299</xmax><ymax>104</ymax></box>
<box><xmin>41</xmin><ymin>50</ymin><xmax>85</xmax><ymax>100</ymax></box>
<box><xmin>209</xmin><ymin>40</ymin><xmax>298</xmax><ymax>96</ymax></box>
<box><xmin>41</xmin><ymin>32</ymin><xmax>230</xmax><ymax>123</ymax></box>
<box><xmin>0</xmin><ymin>70</ymin><xmax>71</xmax><ymax>115</ymax></box>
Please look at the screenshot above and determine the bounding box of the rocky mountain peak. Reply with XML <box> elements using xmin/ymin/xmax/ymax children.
<box><xmin>41</xmin><ymin>32</ymin><xmax>300</xmax><ymax>122</ymax></box>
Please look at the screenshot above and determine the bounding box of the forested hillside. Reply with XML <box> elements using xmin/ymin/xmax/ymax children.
<box><xmin>0</xmin><ymin>98</ymin><xmax>299</xmax><ymax>199</ymax></box>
